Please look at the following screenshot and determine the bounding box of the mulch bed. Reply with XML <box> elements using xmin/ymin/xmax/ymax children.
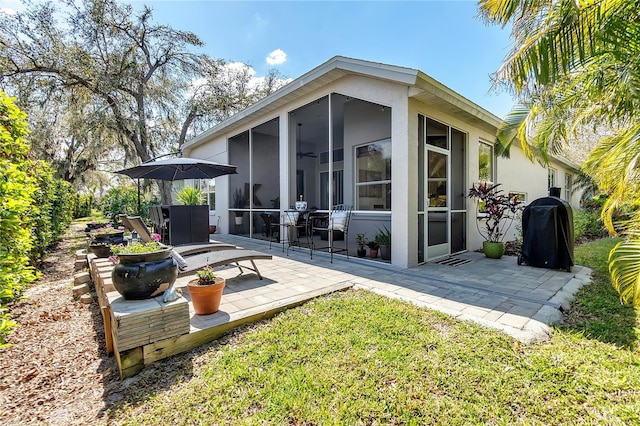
<box><xmin>0</xmin><ymin>223</ymin><xmax>246</xmax><ymax>425</ymax></box>
<box><xmin>0</xmin><ymin>224</ymin><xmax>121</xmax><ymax>425</ymax></box>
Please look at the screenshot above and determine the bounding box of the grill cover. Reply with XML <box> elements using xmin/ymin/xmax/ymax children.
<box><xmin>519</xmin><ymin>196</ymin><xmax>574</xmax><ymax>271</ymax></box>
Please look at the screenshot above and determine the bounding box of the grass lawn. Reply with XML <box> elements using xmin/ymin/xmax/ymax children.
<box><xmin>109</xmin><ymin>238</ymin><xmax>639</xmax><ymax>424</ymax></box>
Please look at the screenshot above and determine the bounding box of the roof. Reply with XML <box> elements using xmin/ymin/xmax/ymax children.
<box><xmin>183</xmin><ymin>56</ymin><xmax>504</xmax><ymax>150</ymax></box>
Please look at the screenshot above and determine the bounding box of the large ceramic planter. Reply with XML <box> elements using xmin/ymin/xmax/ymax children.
<box><xmin>111</xmin><ymin>248</ymin><xmax>178</xmax><ymax>300</ymax></box>
<box><xmin>88</xmin><ymin>243</ymin><xmax>112</xmax><ymax>258</ymax></box>
<box><xmin>379</xmin><ymin>245</ymin><xmax>391</xmax><ymax>261</ymax></box>
<box><xmin>188</xmin><ymin>277</ymin><xmax>226</xmax><ymax>315</ymax></box>
<box><xmin>483</xmin><ymin>241</ymin><xmax>505</xmax><ymax>259</ymax></box>
<box><xmin>92</xmin><ymin>230</ymin><xmax>125</xmax><ymax>246</ymax></box>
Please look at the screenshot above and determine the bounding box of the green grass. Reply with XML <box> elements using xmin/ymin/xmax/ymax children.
<box><xmin>109</xmin><ymin>238</ymin><xmax>640</xmax><ymax>425</ymax></box>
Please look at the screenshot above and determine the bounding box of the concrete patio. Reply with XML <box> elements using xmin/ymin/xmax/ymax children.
<box><xmin>200</xmin><ymin>234</ymin><xmax>592</xmax><ymax>344</ymax></box>
<box><xmin>91</xmin><ymin>234</ymin><xmax>591</xmax><ymax>378</ymax></box>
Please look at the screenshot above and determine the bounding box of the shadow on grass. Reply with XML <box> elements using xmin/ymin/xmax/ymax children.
<box><xmin>561</xmin><ymin>238</ymin><xmax>639</xmax><ymax>349</ymax></box>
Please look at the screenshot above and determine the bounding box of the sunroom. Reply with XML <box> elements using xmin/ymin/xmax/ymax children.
<box><xmin>182</xmin><ymin>56</ymin><xmax>574</xmax><ymax>268</ymax></box>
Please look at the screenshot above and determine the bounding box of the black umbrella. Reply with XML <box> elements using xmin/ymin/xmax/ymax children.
<box><xmin>115</xmin><ymin>157</ymin><xmax>237</xmax><ymax>180</ymax></box>
<box><xmin>115</xmin><ymin>157</ymin><xmax>238</xmax><ymax>214</ymax></box>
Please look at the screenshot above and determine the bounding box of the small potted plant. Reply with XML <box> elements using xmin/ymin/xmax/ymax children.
<box><xmin>187</xmin><ymin>265</ymin><xmax>226</xmax><ymax>315</ymax></box>
<box><xmin>356</xmin><ymin>233</ymin><xmax>367</xmax><ymax>258</ymax></box>
<box><xmin>232</xmin><ymin>188</ymin><xmax>245</xmax><ymax>225</ymax></box>
<box><xmin>468</xmin><ymin>182</ymin><xmax>522</xmax><ymax>258</ymax></box>
<box><xmin>109</xmin><ymin>233</ymin><xmax>178</xmax><ymax>300</ymax></box>
<box><xmin>88</xmin><ymin>224</ymin><xmax>126</xmax><ymax>257</ymax></box>
<box><xmin>374</xmin><ymin>226</ymin><xmax>391</xmax><ymax>261</ymax></box>
<box><xmin>366</xmin><ymin>239</ymin><xmax>380</xmax><ymax>259</ymax></box>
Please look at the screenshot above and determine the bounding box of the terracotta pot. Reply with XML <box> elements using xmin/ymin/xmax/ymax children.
<box><xmin>188</xmin><ymin>277</ymin><xmax>226</xmax><ymax>315</ymax></box>
<box><xmin>369</xmin><ymin>248</ymin><xmax>378</xmax><ymax>258</ymax></box>
<box><xmin>483</xmin><ymin>241</ymin><xmax>505</xmax><ymax>259</ymax></box>
<box><xmin>209</xmin><ymin>225</ymin><xmax>217</xmax><ymax>234</ymax></box>
<box><xmin>111</xmin><ymin>248</ymin><xmax>177</xmax><ymax>300</ymax></box>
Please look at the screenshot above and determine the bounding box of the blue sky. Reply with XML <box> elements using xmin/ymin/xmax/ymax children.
<box><xmin>1</xmin><ymin>0</ymin><xmax>516</xmax><ymax>117</ymax></box>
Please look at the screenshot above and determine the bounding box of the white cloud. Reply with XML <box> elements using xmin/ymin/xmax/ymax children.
<box><xmin>266</xmin><ymin>49</ymin><xmax>287</xmax><ymax>66</ymax></box>
<box><xmin>0</xmin><ymin>7</ymin><xmax>17</xmax><ymax>16</ymax></box>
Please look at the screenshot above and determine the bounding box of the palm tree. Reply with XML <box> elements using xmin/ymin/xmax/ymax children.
<box><xmin>479</xmin><ymin>0</ymin><xmax>640</xmax><ymax>305</ymax></box>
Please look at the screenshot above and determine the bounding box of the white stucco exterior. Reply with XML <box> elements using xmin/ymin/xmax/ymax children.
<box><xmin>183</xmin><ymin>56</ymin><xmax>579</xmax><ymax>269</ymax></box>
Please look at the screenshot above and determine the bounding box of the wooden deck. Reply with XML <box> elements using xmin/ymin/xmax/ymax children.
<box><xmin>89</xmin><ymin>253</ymin><xmax>353</xmax><ymax>379</ymax></box>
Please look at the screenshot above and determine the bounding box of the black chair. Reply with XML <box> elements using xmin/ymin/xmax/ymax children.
<box><xmin>260</xmin><ymin>213</ymin><xmax>280</xmax><ymax>249</ymax></box>
<box><xmin>149</xmin><ymin>205</ymin><xmax>169</xmax><ymax>244</ymax></box>
<box><xmin>281</xmin><ymin>210</ymin><xmax>308</xmax><ymax>255</ymax></box>
<box><xmin>311</xmin><ymin>205</ymin><xmax>352</xmax><ymax>263</ymax></box>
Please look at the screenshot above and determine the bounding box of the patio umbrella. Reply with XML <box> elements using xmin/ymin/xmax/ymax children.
<box><xmin>115</xmin><ymin>157</ymin><xmax>237</xmax><ymax>181</ymax></box>
<box><xmin>115</xmin><ymin>157</ymin><xmax>238</xmax><ymax>213</ymax></box>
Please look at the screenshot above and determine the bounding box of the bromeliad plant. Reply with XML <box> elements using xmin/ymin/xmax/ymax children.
<box><xmin>468</xmin><ymin>182</ymin><xmax>522</xmax><ymax>243</ymax></box>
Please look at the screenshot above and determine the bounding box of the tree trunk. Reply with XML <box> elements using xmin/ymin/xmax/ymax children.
<box><xmin>158</xmin><ymin>181</ymin><xmax>172</xmax><ymax>205</ymax></box>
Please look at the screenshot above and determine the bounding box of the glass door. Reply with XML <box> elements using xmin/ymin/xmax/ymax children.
<box><xmin>426</xmin><ymin>147</ymin><xmax>449</xmax><ymax>259</ymax></box>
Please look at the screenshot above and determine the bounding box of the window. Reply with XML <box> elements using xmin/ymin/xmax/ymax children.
<box><xmin>548</xmin><ymin>167</ymin><xmax>557</xmax><ymax>189</ymax></box>
<box><xmin>320</xmin><ymin>170</ymin><xmax>344</xmax><ymax>209</ymax></box>
<box><xmin>355</xmin><ymin>139</ymin><xmax>391</xmax><ymax>210</ymax></box>
<box><xmin>508</xmin><ymin>191</ymin><xmax>527</xmax><ymax>204</ymax></box>
<box><xmin>202</xmin><ymin>179</ymin><xmax>215</xmax><ymax>211</ymax></box>
<box><xmin>479</xmin><ymin>142</ymin><xmax>494</xmax><ymax>182</ymax></box>
<box><xmin>564</xmin><ymin>173</ymin><xmax>573</xmax><ymax>201</ymax></box>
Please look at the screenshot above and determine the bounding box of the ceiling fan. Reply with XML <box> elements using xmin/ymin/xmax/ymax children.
<box><xmin>296</xmin><ymin>123</ymin><xmax>317</xmax><ymax>159</ymax></box>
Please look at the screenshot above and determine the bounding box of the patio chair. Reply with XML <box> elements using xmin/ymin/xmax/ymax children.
<box><xmin>126</xmin><ymin>216</ymin><xmax>235</xmax><ymax>256</ymax></box>
<box><xmin>280</xmin><ymin>210</ymin><xmax>313</xmax><ymax>257</ymax></box>
<box><xmin>118</xmin><ymin>214</ymin><xmax>135</xmax><ymax>232</ymax></box>
<box><xmin>149</xmin><ymin>205</ymin><xmax>170</xmax><ymax>244</ymax></box>
<box><xmin>311</xmin><ymin>205</ymin><xmax>353</xmax><ymax>263</ymax></box>
<box><xmin>177</xmin><ymin>249</ymin><xmax>272</xmax><ymax>280</ymax></box>
<box><xmin>126</xmin><ymin>215</ymin><xmax>271</xmax><ymax>281</ymax></box>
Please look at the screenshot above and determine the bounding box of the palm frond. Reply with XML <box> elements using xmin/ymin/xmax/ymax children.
<box><xmin>608</xmin><ymin>239</ymin><xmax>640</xmax><ymax>306</ymax></box>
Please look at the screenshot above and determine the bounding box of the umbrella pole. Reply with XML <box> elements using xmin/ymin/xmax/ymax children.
<box><xmin>137</xmin><ymin>178</ymin><xmax>141</xmax><ymax>215</ymax></box>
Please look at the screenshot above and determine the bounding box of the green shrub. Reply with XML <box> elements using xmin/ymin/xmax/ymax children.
<box><xmin>27</xmin><ymin>161</ymin><xmax>76</xmax><ymax>263</ymax></box>
<box><xmin>574</xmin><ymin>209</ymin><xmax>607</xmax><ymax>241</ymax></box>
<box><xmin>0</xmin><ymin>90</ymin><xmax>39</xmax><ymax>346</ymax></box>
<box><xmin>74</xmin><ymin>193</ymin><xmax>94</xmax><ymax>218</ymax></box>
<box><xmin>98</xmin><ymin>186</ymin><xmax>157</xmax><ymax>222</ymax></box>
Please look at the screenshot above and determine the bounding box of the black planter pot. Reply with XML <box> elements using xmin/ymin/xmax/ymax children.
<box><xmin>357</xmin><ymin>248</ymin><xmax>366</xmax><ymax>258</ymax></box>
<box><xmin>88</xmin><ymin>243</ymin><xmax>112</xmax><ymax>258</ymax></box>
<box><xmin>111</xmin><ymin>249</ymin><xmax>178</xmax><ymax>300</ymax></box>
<box><xmin>91</xmin><ymin>231</ymin><xmax>125</xmax><ymax>246</ymax></box>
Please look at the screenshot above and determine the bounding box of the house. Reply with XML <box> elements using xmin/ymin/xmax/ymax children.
<box><xmin>182</xmin><ymin>56</ymin><xmax>579</xmax><ymax>268</ymax></box>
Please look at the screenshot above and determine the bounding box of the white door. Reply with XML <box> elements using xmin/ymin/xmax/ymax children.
<box><xmin>425</xmin><ymin>147</ymin><xmax>450</xmax><ymax>259</ymax></box>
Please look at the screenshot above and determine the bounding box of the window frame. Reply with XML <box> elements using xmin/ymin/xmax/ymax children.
<box><xmin>479</xmin><ymin>141</ymin><xmax>494</xmax><ymax>183</ymax></box>
<box><xmin>548</xmin><ymin>167</ymin><xmax>558</xmax><ymax>189</ymax></box>
<box><xmin>354</xmin><ymin>138</ymin><xmax>392</xmax><ymax>211</ymax></box>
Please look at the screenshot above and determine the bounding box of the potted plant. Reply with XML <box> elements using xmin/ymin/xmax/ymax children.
<box><xmin>366</xmin><ymin>239</ymin><xmax>379</xmax><ymax>259</ymax></box>
<box><xmin>375</xmin><ymin>226</ymin><xmax>391</xmax><ymax>260</ymax></box>
<box><xmin>109</xmin><ymin>233</ymin><xmax>178</xmax><ymax>300</ymax></box>
<box><xmin>88</xmin><ymin>224</ymin><xmax>126</xmax><ymax>258</ymax></box>
<box><xmin>468</xmin><ymin>182</ymin><xmax>522</xmax><ymax>259</ymax></box>
<box><xmin>356</xmin><ymin>233</ymin><xmax>367</xmax><ymax>258</ymax></box>
<box><xmin>232</xmin><ymin>187</ymin><xmax>245</xmax><ymax>225</ymax></box>
<box><xmin>187</xmin><ymin>265</ymin><xmax>226</xmax><ymax>315</ymax></box>
<box><xmin>176</xmin><ymin>186</ymin><xmax>204</xmax><ymax>205</ymax></box>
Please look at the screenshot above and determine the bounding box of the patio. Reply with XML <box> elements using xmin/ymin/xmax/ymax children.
<box><xmin>90</xmin><ymin>234</ymin><xmax>591</xmax><ymax>378</ymax></box>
